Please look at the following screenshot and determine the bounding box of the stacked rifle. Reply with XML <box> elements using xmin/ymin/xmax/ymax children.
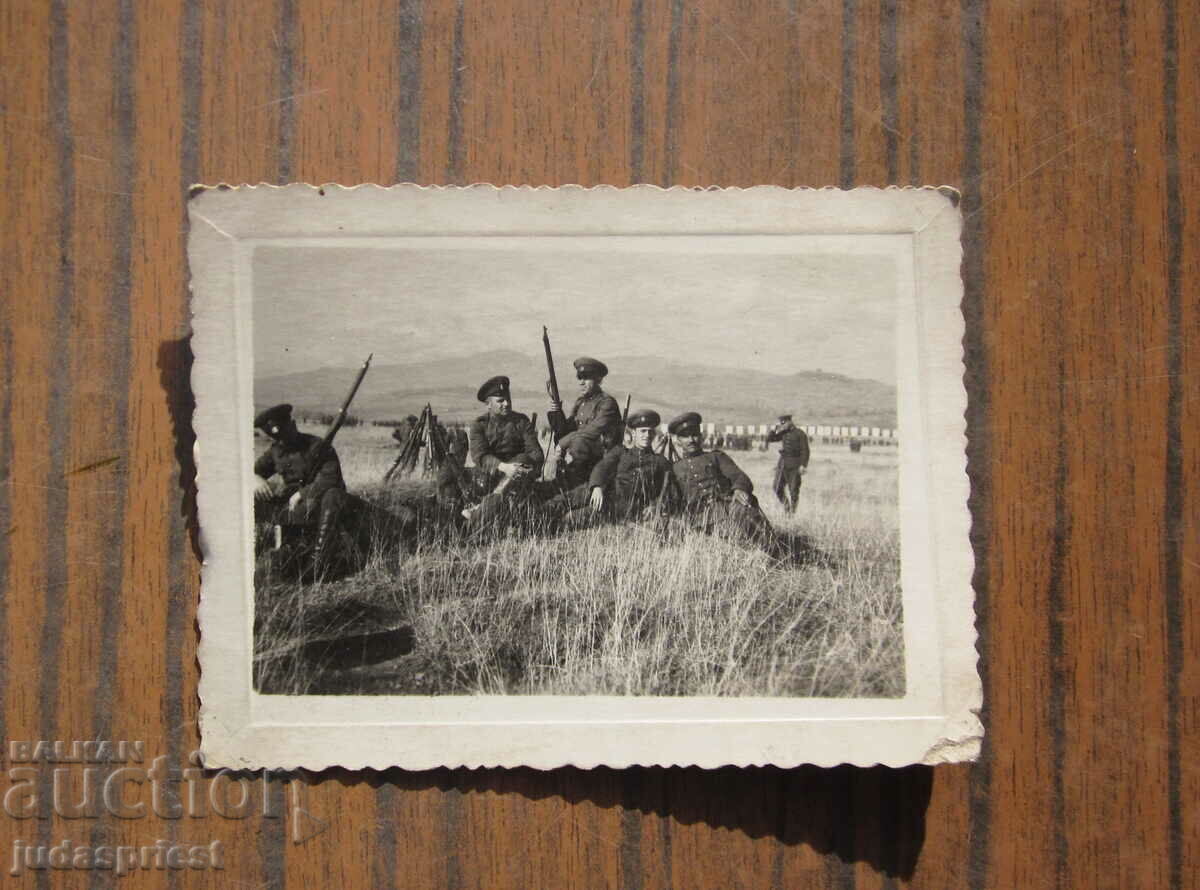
<box><xmin>384</xmin><ymin>403</ymin><xmax>453</xmax><ymax>482</ymax></box>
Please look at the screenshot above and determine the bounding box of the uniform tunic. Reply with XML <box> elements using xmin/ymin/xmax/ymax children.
<box><xmin>670</xmin><ymin>449</ymin><xmax>771</xmax><ymax>541</ymax></box>
<box><xmin>254</xmin><ymin>433</ymin><xmax>345</xmax><ymax>501</ymax></box>
<box><xmin>468</xmin><ymin>411</ymin><xmax>544</xmax><ymax>476</ymax></box>
<box><xmin>671</xmin><ymin>450</ymin><xmax>753</xmax><ymax>505</ymax></box>
<box><xmin>590</xmin><ymin>445</ymin><xmax>675</xmax><ymax>517</ymax></box>
<box><xmin>549</xmin><ymin>389</ymin><xmax>623</xmax><ymax>467</ymax></box>
<box><xmin>253</xmin><ymin>432</ymin><xmax>346</xmax><ymax>526</ymax></box>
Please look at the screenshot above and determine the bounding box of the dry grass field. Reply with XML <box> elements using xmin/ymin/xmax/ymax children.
<box><xmin>253</xmin><ymin>424</ymin><xmax>903</xmax><ymax>698</ymax></box>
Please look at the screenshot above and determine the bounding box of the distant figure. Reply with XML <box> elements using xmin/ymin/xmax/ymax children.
<box><xmin>669</xmin><ymin>412</ymin><xmax>774</xmax><ymax>544</ymax></box>
<box><xmin>849</xmin><ymin>438</ymin><xmax>862</xmax><ymax>453</ymax></box>
<box><xmin>767</xmin><ymin>413</ymin><xmax>810</xmax><ymax>514</ymax></box>
<box><xmin>252</xmin><ymin>403</ymin><xmax>347</xmax><ymax>571</ymax></box>
<box><xmin>547</xmin><ymin>356</ymin><xmax>623</xmax><ymax>488</ymax></box>
<box><xmin>391</xmin><ymin>413</ymin><xmax>421</xmax><ymax>446</ymax></box>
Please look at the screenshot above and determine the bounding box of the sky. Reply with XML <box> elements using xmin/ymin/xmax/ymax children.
<box><xmin>253</xmin><ymin>238</ymin><xmax>899</xmax><ymax>384</ymax></box>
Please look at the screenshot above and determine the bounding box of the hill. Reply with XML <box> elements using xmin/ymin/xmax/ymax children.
<box><xmin>255</xmin><ymin>350</ymin><xmax>897</xmax><ymax>429</ymax></box>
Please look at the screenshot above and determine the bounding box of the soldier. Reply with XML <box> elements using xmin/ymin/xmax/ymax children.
<box><xmin>766</xmin><ymin>413</ymin><xmax>810</xmax><ymax>513</ymax></box>
<box><xmin>546</xmin><ymin>408</ymin><xmax>676</xmax><ymax>526</ymax></box>
<box><xmin>668</xmin><ymin>411</ymin><xmax>774</xmax><ymax>545</ymax></box>
<box><xmin>453</xmin><ymin>375</ymin><xmax>544</xmax><ymax>527</ymax></box>
<box><xmin>547</xmin><ymin>356</ymin><xmax>623</xmax><ymax>488</ymax></box>
<box><xmin>252</xmin><ymin>403</ymin><xmax>348</xmax><ymax>571</ymax></box>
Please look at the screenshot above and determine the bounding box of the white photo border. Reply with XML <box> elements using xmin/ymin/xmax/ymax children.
<box><xmin>189</xmin><ymin>184</ymin><xmax>981</xmax><ymax>770</ymax></box>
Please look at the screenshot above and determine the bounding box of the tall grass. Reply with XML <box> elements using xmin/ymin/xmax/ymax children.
<box><xmin>255</xmin><ymin>427</ymin><xmax>903</xmax><ymax>697</ymax></box>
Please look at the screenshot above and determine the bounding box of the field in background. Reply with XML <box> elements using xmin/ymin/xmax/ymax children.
<box><xmin>254</xmin><ymin>424</ymin><xmax>903</xmax><ymax>697</ymax></box>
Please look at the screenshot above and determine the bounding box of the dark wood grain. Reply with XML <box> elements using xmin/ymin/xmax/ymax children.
<box><xmin>2</xmin><ymin>1</ymin><xmax>1195</xmax><ymax>887</ymax></box>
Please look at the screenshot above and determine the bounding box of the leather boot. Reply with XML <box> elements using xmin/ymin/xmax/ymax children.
<box><xmin>312</xmin><ymin>497</ymin><xmax>342</xmax><ymax>578</ymax></box>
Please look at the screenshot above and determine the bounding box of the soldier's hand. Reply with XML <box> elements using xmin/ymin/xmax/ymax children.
<box><xmin>732</xmin><ymin>489</ymin><xmax>751</xmax><ymax>507</ymax></box>
<box><xmin>548</xmin><ymin>398</ymin><xmax>562</xmax><ymax>414</ymax></box>
<box><xmin>589</xmin><ymin>487</ymin><xmax>604</xmax><ymax>512</ymax></box>
<box><xmin>799</xmin><ymin>466</ymin><xmax>807</xmax><ymax>476</ymax></box>
<box><xmin>253</xmin><ymin>477</ymin><xmax>273</xmax><ymax>500</ymax></box>
<box><xmin>286</xmin><ymin>490</ymin><xmax>303</xmax><ymax>514</ymax></box>
<box><xmin>563</xmin><ymin>450</ymin><xmax>575</xmax><ymax>465</ymax></box>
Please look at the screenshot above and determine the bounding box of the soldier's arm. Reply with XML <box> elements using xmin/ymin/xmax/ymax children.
<box><xmin>589</xmin><ymin>445</ymin><xmax>623</xmax><ymax>489</ymax></box>
<box><xmin>798</xmin><ymin>431</ymin><xmax>810</xmax><ymax>465</ymax></box>
<box><xmin>546</xmin><ymin>407</ymin><xmax>572</xmax><ymax>439</ymax></box>
<box><xmin>253</xmin><ymin>449</ymin><xmax>276</xmax><ymax>479</ymax></box>
<box><xmin>469</xmin><ymin>419</ymin><xmax>502</xmax><ymax>474</ymax></box>
<box><xmin>766</xmin><ymin>427</ymin><xmax>783</xmax><ymax>443</ymax></box>
<box><xmin>302</xmin><ymin>444</ymin><xmax>344</xmax><ymax>501</ymax></box>
<box><xmin>519</xmin><ymin>416</ymin><xmax>545</xmax><ymax>468</ymax></box>
<box><xmin>566</xmin><ymin>395</ymin><xmax>621</xmax><ymax>457</ymax></box>
<box><xmin>715</xmin><ymin>451</ymin><xmax>753</xmax><ymax>494</ymax></box>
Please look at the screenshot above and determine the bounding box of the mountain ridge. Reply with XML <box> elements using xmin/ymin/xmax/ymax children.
<box><xmin>255</xmin><ymin>351</ymin><xmax>897</xmax><ymax>429</ymax></box>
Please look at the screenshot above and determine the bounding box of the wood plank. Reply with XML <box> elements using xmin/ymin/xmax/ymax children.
<box><xmin>1172</xmin><ymin>0</ymin><xmax>1199</xmax><ymax>885</ymax></box>
<box><xmin>191</xmin><ymin>2</ymin><xmax>291</xmax><ymax>885</ymax></box>
<box><xmin>1060</xmin><ymin>2</ymin><xmax>1174</xmax><ymax>886</ymax></box>
<box><xmin>973</xmin><ymin>3</ymin><xmax>1069</xmax><ymax>885</ymax></box>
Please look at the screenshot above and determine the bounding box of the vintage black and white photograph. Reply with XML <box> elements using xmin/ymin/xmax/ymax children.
<box><xmin>190</xmin><ymin>185</ymin><xmax>979</xmax><ymax>770</ymax></box>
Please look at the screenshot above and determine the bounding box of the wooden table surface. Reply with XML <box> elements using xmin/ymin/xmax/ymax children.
<box><xmin>2</xmin><ymin>1</ymin><xmax>1195</xmax><ymax>887</ymax></box>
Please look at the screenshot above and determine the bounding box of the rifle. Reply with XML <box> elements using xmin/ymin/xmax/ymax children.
<box><xmin>543</xmin><ymin>326</ymin><xmax>561</xmax><ymax>445</ymax></box>
<box><xmin>303</xmin><ymin>353</ymin><xmax>371</xmax><ymax>487</ymax></box>
<box><xmin>622</xmin><ymin>394</ymin><xmax>631</xmax><ymax>424</ymax></box>
<box><xmin>384</xmin><ymin>404</ymin><xmax>426</xmax><ymax>482</ymax></box>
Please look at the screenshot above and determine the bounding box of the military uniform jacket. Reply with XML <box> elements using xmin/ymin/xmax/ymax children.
<box><xmin>589</xmin><ymin>445</ymin><xmax>674</xmax><ymax>505</ymax></box>
<box><xmin>254</xmin><ymin>433</ymin><xmax>345</xmax><ymax>501</ymax></box>
<box><xmin>469</xmin><ymin>411</ymin><xmax>544</xmax><ymax>474</ymax></box>
<box><xmin>549</xmin><ymin>390</ymin><xmax>622</xmax><ymax>465</ymax></box>
<box><xmin>671</xmin><ymin>450</ymin><xmax>753</xmax><ymax>506</ymax></box>
<box><xmin>767</xmin><ymin>426</ymin><xmax>810</xmax><ymax>465</ymax></box>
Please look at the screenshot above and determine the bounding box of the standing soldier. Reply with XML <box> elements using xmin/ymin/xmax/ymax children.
<box><xmin>253</xmin><ymin>403</ymin><xmax>348</xmax><ymax>571</ymax></box>
<box><xmin>668</xmin><ymin>411</ymin><xmax>774</xmax><ymax>544</ymax></box>
<box><xmin>451</xmin><ymin>375</ymin><xmax>544</xmax><ymax>527</ymax></box>
<box><xmin>767</xmin><ymin>413</ymin><xmax>810</xmax><ymax>513</ymax></box>
<box><xmin>547</xmin><ymin>357</ymin><xmax>623</xmax><ymax>488</ymax></box>
<box><xmin>547</xmin><ymin>408</ymin><xmax>676</xmax><ymax>525</ymax></box>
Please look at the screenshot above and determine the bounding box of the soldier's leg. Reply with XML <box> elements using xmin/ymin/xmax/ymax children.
<box><xmin>772</xmin><ymin>461</ymin><xmax>788</xmax><ymax>507</ymax></box>
<box><xmin>313</xmin><ymin>488</ymin><xmax>347</xmax><ymax>570</ymax></box>
<box><xmin>786</xmin><ymin>468</ymin><xmax>802</xmax><ymax>513</ymax></box>
<box><xmin>436</xmin><ymin>460</ymin><xmax>465</xmax><ymax>509</ymax></box>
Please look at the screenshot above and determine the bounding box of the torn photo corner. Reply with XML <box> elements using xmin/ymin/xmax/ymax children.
<box><xmin>187</xmin><ymin>184</ymin><xmax>981</xmax><ymax>770</ymax></box>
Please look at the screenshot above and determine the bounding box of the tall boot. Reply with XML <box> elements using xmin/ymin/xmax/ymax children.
<box><xmin>312</xmin><ymin>496</ymin><xmax>343</xmax><ymax>579</ymax></box>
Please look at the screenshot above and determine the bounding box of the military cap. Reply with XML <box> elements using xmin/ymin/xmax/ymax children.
<box><xmin>777</xmin><ymin>413</ymin><xmax>793</xmax><ymax>422</ymax></box>
<box><xmin>254</xmin><ymin>403</ymin><xmax>294</xmax><ymax>432</ymax></box>
<box><xmin>626</xmin><ymin>408</ymin><xmax>661</xmax><ymax>428</ymax></box>
<box><xmin>668</xmin><ymin>411</ymin><xmax>703</xmax><ymax>436</ymax></box>
<box><xmin>476</xmin><ymin>375</ymin><xmax>511</xmax><ymax>402</ymax></box>
<box><xmin>573</xmin><ymin>356</ymin><xmax>608</xmax><ymax>379</ymax></box>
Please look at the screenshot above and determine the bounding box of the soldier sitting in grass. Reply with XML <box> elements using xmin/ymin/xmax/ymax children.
<box><xmin>252</xmin><ymin>403</ymin><xmax>348</xmax><ymax>573</ymax></box>
<box><xmin>668</xmin><ymin>411</ymin><xmax>775</xmax><ymax>546</ymax></box>
<box><xmin>544</xmin><ymin>408</ymin><xmax>677</xmax><ymax>527</ymax></box>
<box><xmin>450</xmin><ymin>375</ymin><xmax>544</xmax><ymax>529</ymax></box>
<box><xmin>546</xmin><ymin>356</ymin><xmax>623</xmax><ymax>489</ymax></box>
